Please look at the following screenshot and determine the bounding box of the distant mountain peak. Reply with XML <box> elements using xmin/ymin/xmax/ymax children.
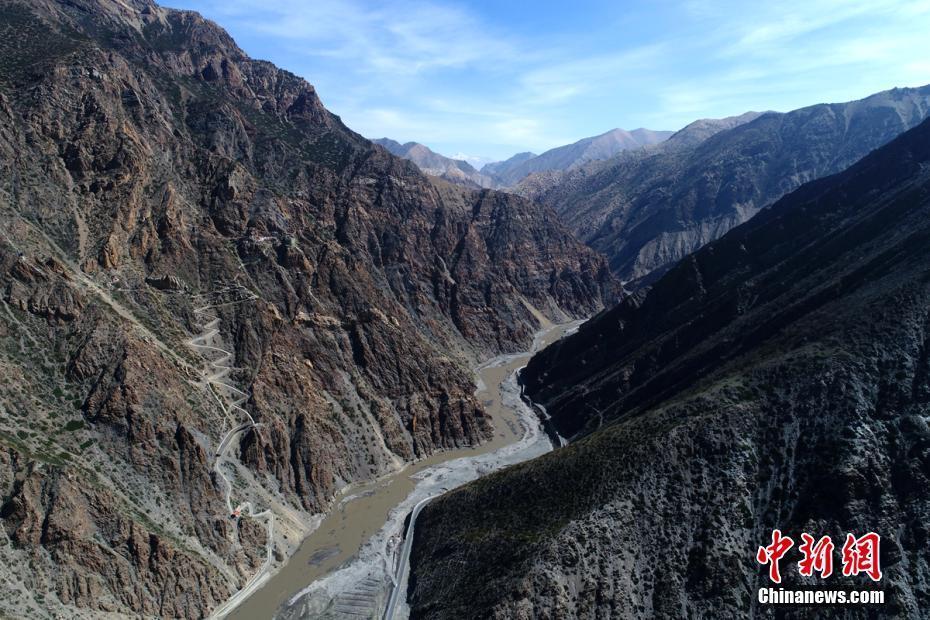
<box><xmin>372</xmin><ymin>137</ymin><xmax>494</xmax><ymax>188</ymax></box>
<box><xmin>481</xmin><ymin>128</ymin><xmax>673</xmax><ymax>187</ymax></box>
<box><xmin>527</xmin><ymin>84</ymin><xmax>930</xmax><ymax>286</ymax></box>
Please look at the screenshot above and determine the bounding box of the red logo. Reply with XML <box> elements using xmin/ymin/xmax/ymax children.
<box><xmin>757</xmin><ymin>529</ymin><xmax>794</xmax><ymax>584</ymax></box>
<box><xmin>841</xmin><ymin>532</ymin><xmax>882</xmax><ymax>582</ymax></box>
<box><xmin>798</xmin><ymin>533</ymin><xmax>834</xmax><ymax>578</ymax></box>
<box><xmin>757</xmin><ymin>531</ymin><xmax>881</xmax><ymax>583</ymax></box>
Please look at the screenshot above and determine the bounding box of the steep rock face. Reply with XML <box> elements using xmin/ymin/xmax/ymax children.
<box><xmin>0</xmin><ymin>445</ymin><xmax>247</xmax><ymax>618</ymax></box>
<box><xmin>408</xmin><ymin>119</ymin><xmax>930</xmax><ymax>618</ymax></box>
<box><xmin>0</xmin><ymin>0</ymin><xmax>614</xmax><ymax>616</ymax></box>
<box><xmin>0</xmin><ymin>242</ymin><xmax>265</xmax><ymax>619</ymax></box>
<box><xmin>529</xmin><ymin>86</ymin><xmax>930</xmax><ymax>285</ymax></box>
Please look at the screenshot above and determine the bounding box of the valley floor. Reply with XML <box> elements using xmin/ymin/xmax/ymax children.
<box><xmin>222</xmin><ymin>320</ymin><xmax>582</xmax><ymax>619</ymax></box>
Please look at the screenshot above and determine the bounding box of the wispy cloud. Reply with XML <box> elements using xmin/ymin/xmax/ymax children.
<box><xmin>191</xmin><ymin>0</ymin><xmax>517</xmax><ymax>77</ymax></box>
<box><xmin>644</xmin><ymin>0</ymin><xmax>930</xmax><ymax>125</ymax></box>
<box><xmin>518</xmin><ymin>45</ymin><xmax>668</xmax><ymax>106</ymax></box>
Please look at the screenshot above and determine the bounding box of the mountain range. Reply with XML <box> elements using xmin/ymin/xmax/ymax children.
<box><xmin>372</xmin><ymin>138</ymin><xmax>497</xmax><ymax>189</ymax></box>
<box><xmin>487</xmin><ymin>128</ymin><xmax>673</xmax><ymax>187</ymax></box>
<box><xmin>409</xmin><ymin>111</ymin><xmax>930</xmax><ymax>620</ymax></box>
<box><xmin>521</xmin><ymin>86</ymin><xmax>930</xmax><ymax>285</ymax></box>
<box><xmin>2</xmin><ymin>1</ymin><xmax>930</xmax><ymax>619</ymax></box>
<box><xmin>375</xmin><ymin>127</ymin><xmax>673</xmax><ymax>190</ymax></box>
<box><xmin>479</xmin><ymin>151</ymin><xmax>537</xmax><ymax>179</ymax></box>
<box><xmin>0</xmin><ymin>0</ymin><xmax>614</xmax><ymax>616</ymax></box>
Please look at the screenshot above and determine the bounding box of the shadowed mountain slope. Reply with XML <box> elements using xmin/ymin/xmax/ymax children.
<box><xmin>409</xmin><ymin>116</ymin><xmax>930</xmax><ymax>620</ymax></box>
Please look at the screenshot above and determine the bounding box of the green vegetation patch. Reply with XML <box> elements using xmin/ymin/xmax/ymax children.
<box><xmin>63</xmin><ymin>419</ymin><xmax>85</xmax><ymax>432</ymax></box>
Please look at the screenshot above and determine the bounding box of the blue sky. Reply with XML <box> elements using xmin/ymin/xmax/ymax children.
<box><xmin>166</xmin><ymin>0</ymin><xmax>930</xmax><ymax>163</ymax></box>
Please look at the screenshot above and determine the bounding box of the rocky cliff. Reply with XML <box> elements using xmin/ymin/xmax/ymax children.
<box><xmin>526</xmin><ymin>87</ymin><xmax>930</xmax><ymax>286</ymax></box>
<box><xmin>0</xmin><ymin>0</ymin><xmax>614</xmax><ymax>616</ymax></box>
<box><xmin>408</xmin><ymin>117</ymin><xmax>930</xmax><ymax>618</ymax></box>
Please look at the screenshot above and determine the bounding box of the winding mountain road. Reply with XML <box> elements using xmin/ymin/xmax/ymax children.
<box><xmin>185</xmin><ymin>285</ymin><xmax>278</xmax><ymax>619</ymax></box>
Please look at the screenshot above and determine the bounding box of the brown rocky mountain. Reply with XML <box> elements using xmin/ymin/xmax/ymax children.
<box><xmin>524</xmin><ymin>87</ymin><xmax>930</xmax><ymax>286</ymax></box>
<box><xmin>408</xmin><ymin>116</ymin><xmax>930</xmax><ymax>619</ymax></box>
<box><xmin>0</xmin><ymin>0</ymin><xmax>615</xmax><ymax>617</ymax></box>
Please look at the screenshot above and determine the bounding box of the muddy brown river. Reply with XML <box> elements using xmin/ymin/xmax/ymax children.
<box><xmin>226</xmin><ymin>318</ymin><xmax>576</xmax><ymax>619</ymax></box>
